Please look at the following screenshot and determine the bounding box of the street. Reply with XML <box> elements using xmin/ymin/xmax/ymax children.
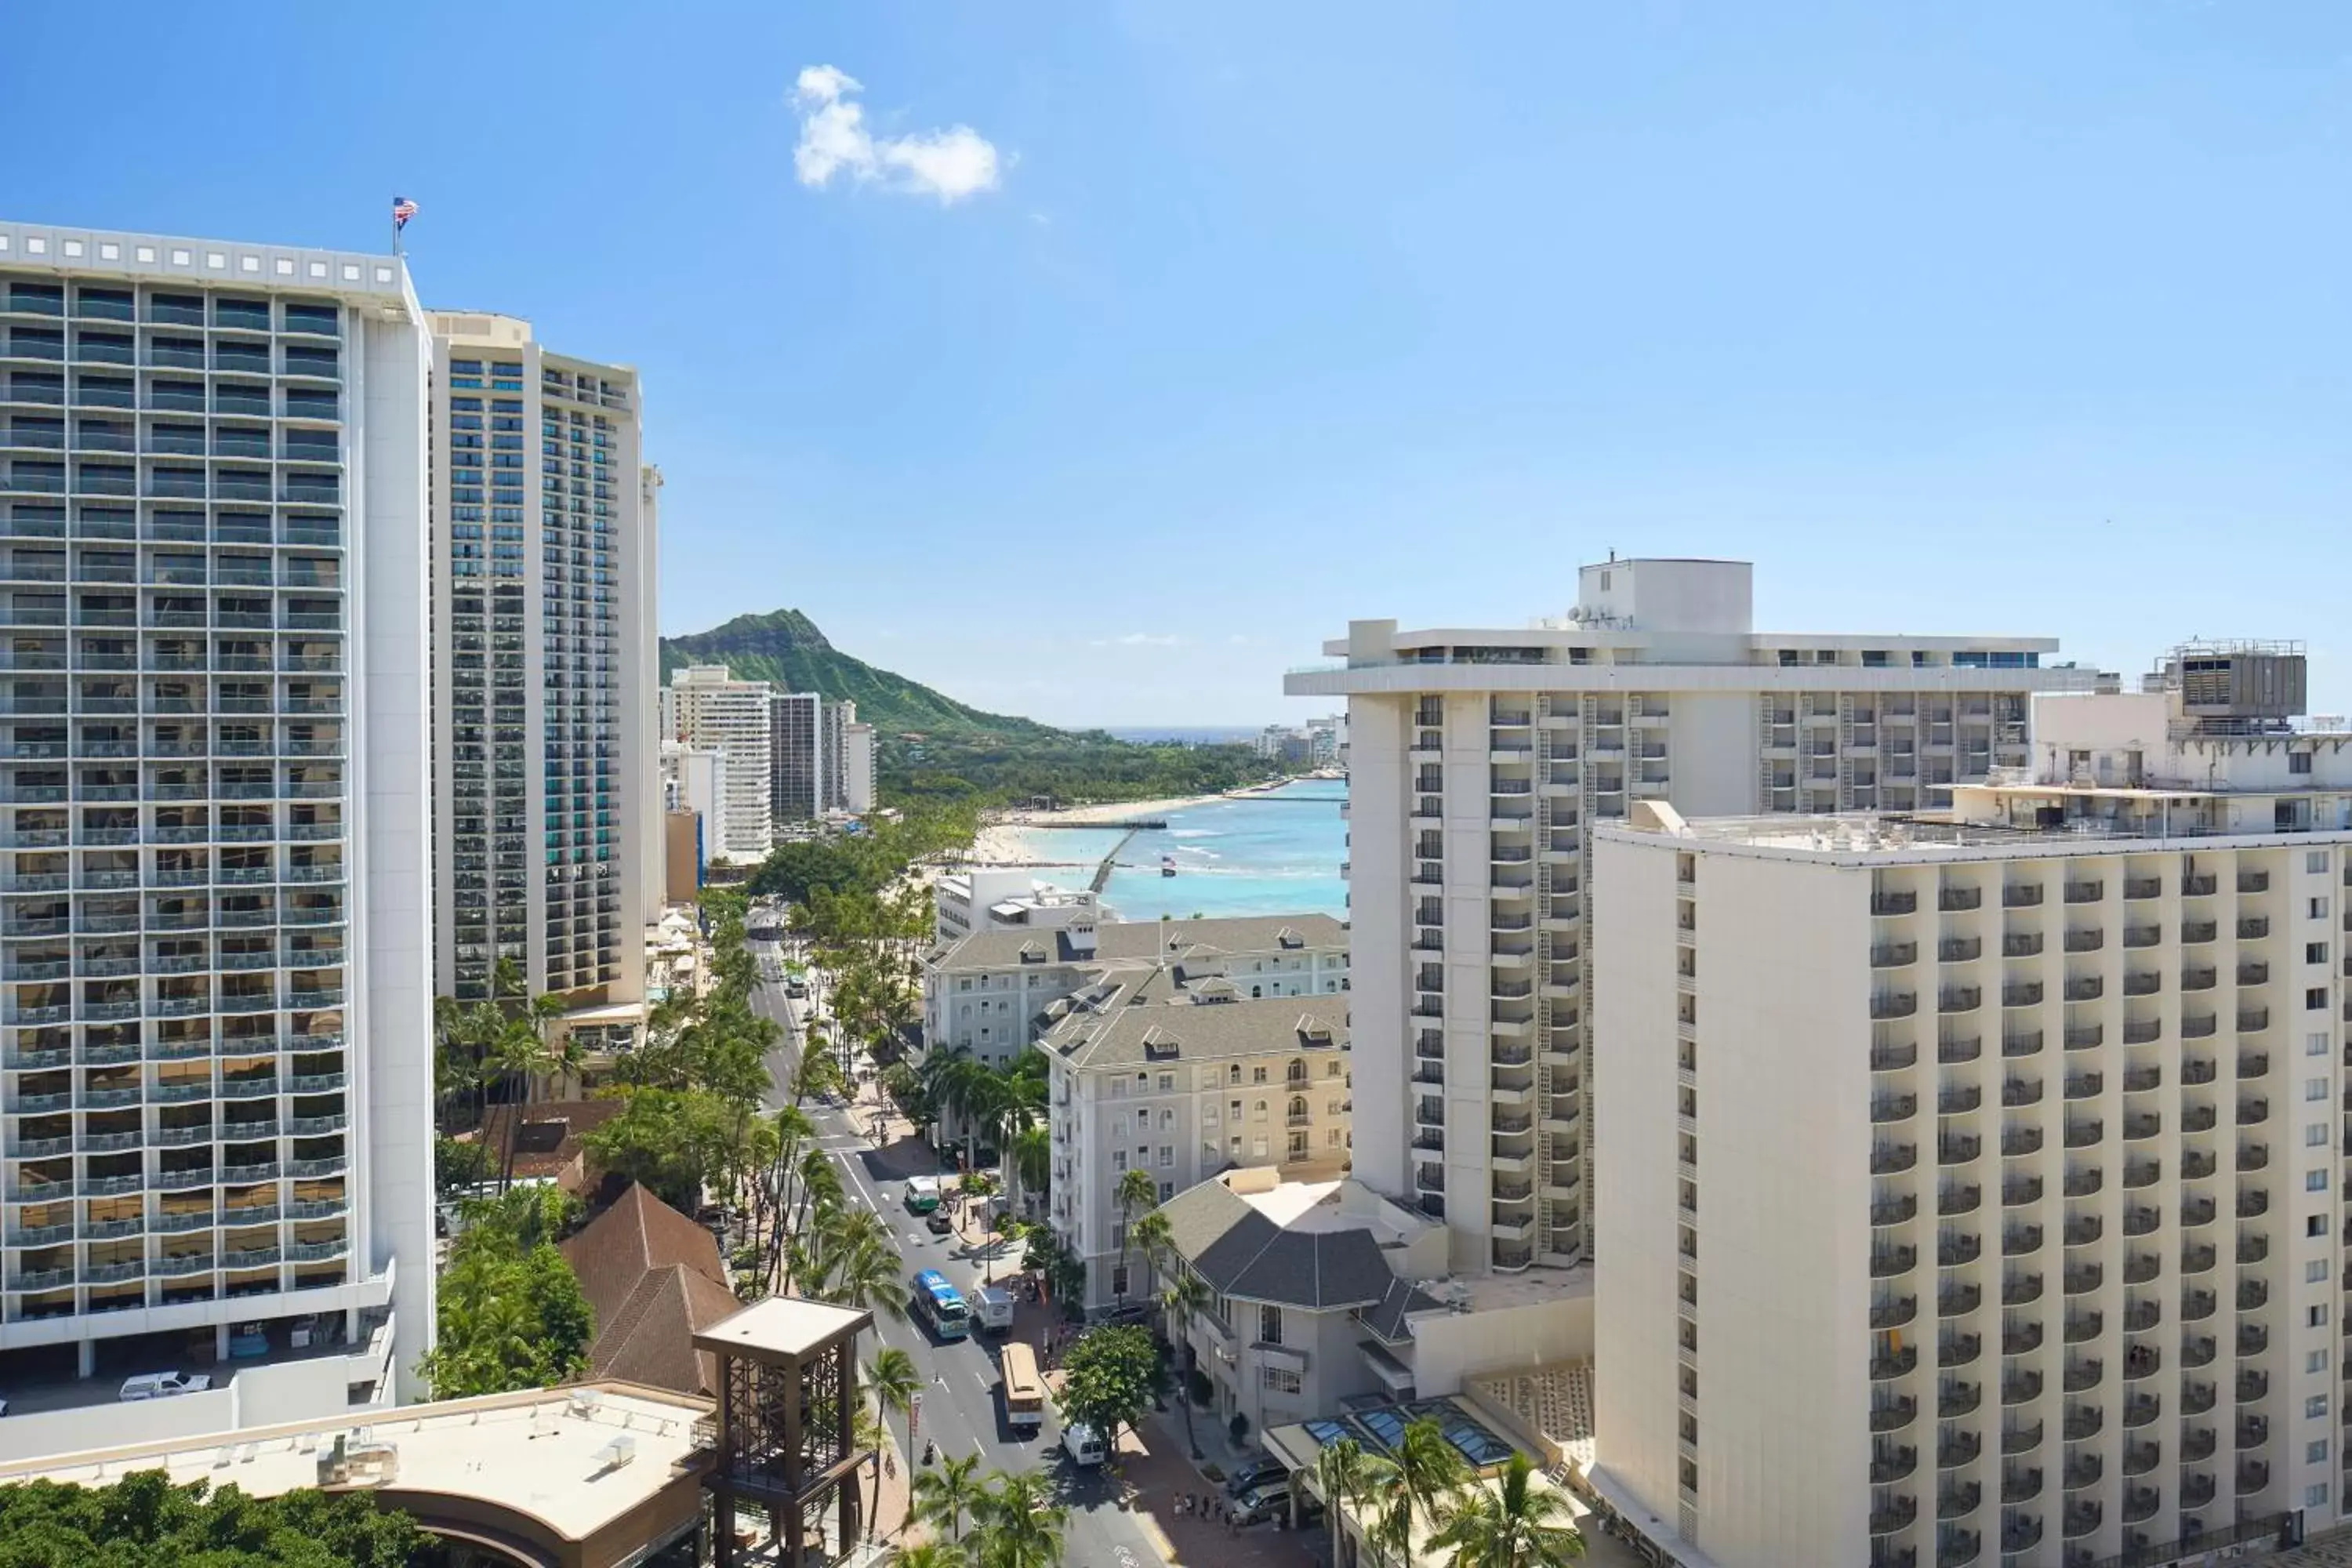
<box><xmin>748</xmin><ymin>936</ymin><xmax>1178</xmax><ymax>1568</ymax></box>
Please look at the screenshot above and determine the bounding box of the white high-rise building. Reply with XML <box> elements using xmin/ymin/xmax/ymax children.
<box><xmin>1590</xmin><ymin>642</ymin><xmax>2346</xmax><ymax>1568</ymax></box>
<box><xmin>1287</xmin><ymin>557</ymin><xmax>2096</xmax><ymax>1275</ymax></box>
<box><xmin>662</xmin><ymin>664</ymin><xmax>771</xmax><ymax>862</ymax></box>
<box><xmin>0</xmin><ymin>220</ymin><xmax>434</xmax><ymax>1421</ymax></box>
<box><xmin>842</xmin><ymin>718</ymin><xmax>875</xmax><ymax>814</ymax></box>
<box><xmin>424</xmin><ymin>313</ymin><xmax>654</xmax><ymax>1019</ymax></box>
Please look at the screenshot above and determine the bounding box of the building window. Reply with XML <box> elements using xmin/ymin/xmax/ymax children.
<box><xmin>2309</xmin><ymin>1395</ymin><xmax>2331</xmax><ymax>1420</ymax></box>
<box><xmin>1259</xmin><ymin>1305</ymin><xmax>1283</xmax><ymax>1345</ymax></box>
<box><xmin>2313</xmin><ymin>1033</ymin><xmax>2332</xmax><ymax>1057</ymax></box>
<box><xmin>1159</xmin><ymin>1073</ymin><xmax>1175</xmax><ymax>1093</ymax></box>
<box><xmin>2312</xmin><ymin>1260</ymin><xmax>2332</xmax><ymax>1283</ymax></box>
<box><xmin>2309</xmin><ymin>987</ymin><xmax>2330</xmax><ymax>1011</ymax></box>
<box><xmin>1112</xmin><ymin>1265</ymin><xmax>1129</xmax><ymax>1297</ymax></box>
<box><xmin>2292</xmin><ymin>753</ymin><xmax>2314</xmax><ymax>775</ymax></box>
<box><xmin>1160</xmin><ymin>1181</ymin><xmax>1174</xmax><ymax>1202</ymax></box>
<box><xmin>2308</xmin><ymin>1483</ymin><xmax>2331</xmax><ymax>1510</ymax></box>
<box><xmin>2310</xmin><ymin>943</ymin><xmax>2330</xmax><ymax>965</ymax></box>
<box><xmin>2310</xmin><ymin>850</ymin><xmax>2330</xmax><ymax>872</ymax></box>
<box><xmin>2311</xmin><ymin>1171</ymin><xmax>2331</xmax><ymax>1192</ymax></box>
<box><xmin>2312</xmin><ymin>1078</ymin><xmax>2332</xmax><ymax>1102</ymax></box>
<box><xmin>1262</xmin><ymin>1366</ymin><xmax>1303</xmax><ymax>1396</ymax></box>
<box><xmin>2309</xmin><ymin>1123</ymin><xmax>2330</xmax><ymax>1148</ymax></box>
<box><xmin>1159</xmin><ymin>1145</ymin><xmax>1174</xmax><ymax>1168</ymax></box>
<box><xmin>1113</xmin><ymin>1151</ymin><xmax>1127</xmax><ymax>1171</ymax></box>
<box><xmin>2311</xmin><ymin>1349</ymin><xmax>2332</xmax><ymax>1374</ymax></box>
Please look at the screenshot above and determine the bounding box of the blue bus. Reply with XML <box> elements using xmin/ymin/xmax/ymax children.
<box><xmin>911</xmin><ymin>1269</ymin><xmax>971</xmax><ymax>1341</ymax></box>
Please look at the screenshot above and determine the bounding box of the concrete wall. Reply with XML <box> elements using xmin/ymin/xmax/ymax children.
<box><xmin>1345</xmin><ymin>695</ymin><xmax>1410</xmax><ymax>1199</ymax></box>
<box><xmin>357</xmin><ymin>297</ymin><xmax>437</xmax><ymax>1399</ymax></box>
<box><xmin>1410</xmin><ymin>1291</ymin><xmax>1594</xmax><ymax>1399</ymax></box>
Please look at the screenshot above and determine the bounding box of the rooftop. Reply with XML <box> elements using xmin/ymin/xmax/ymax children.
<box><xmin>928</xmin><ymin>911</ymin><xmax>1347</xmax><ymax>974</ymax></box>
<box><xmin>1157</xmin><ymin>1175</ymin><xmax>1422</xmax><ymax>1310</ymax></box>
<box><xmin>693</xmin><ymin>1296</ymin><xmax>869</xmax><ymax>1363</ymax></box>
<box><xmin>1044</xmin><ymin>976</ymin><xmax>1348</xmax><ymax>1072</ymax></box>
<box><xmin>0</xmin><ymin>219</ymin><xmax>414</xmax><ymax>310</ymax></box>
<box><xmin>561</xmin><ymin>1184</ymin><xmax>739</xmax><ymax>1398</ymax></box>
<box><xmin>0</xmin><ymin>1381</ymin><xmax>710</xmax><ymax>1557</ymax></box>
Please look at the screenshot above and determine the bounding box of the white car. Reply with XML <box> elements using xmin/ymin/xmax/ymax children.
<box><xmin>119</xmin><ymin>1371</ymin><xmax>211</xmax><ymax>1401</ymax></box>
<box><xmin>1061</xmin><ymin>1421</ymin><xmax>1105</xmax><ymax>1467</ymax></box>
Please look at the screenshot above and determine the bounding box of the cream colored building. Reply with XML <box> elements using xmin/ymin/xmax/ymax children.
<box><xmin>423</xmin><ymin>311</ymin><xmax>655</xmax><ymax>1017</ymax></box>
<box><xmin>924</xmin><ymin>911</ymin><xmax>1348</xmax><ymax>1069</ymax></box>
<box><xmin>1287</xmin><ymin>557</ymin><xmax>2094</xmax><ymax>1277</ymax></box>
<box><xmin>1042</xmin><ymin>959</ymin><xmax>1353</xmax><ymax>1308</ymax></box>
<box><xmin>660</xmin><ymin>664</ymin><xmax>771</xmax><ymax>862</ymax></box>
<box><xmin>1591</xmin><ymin>643</ymin><xmax>2347</xmax><ymax>1568</ymax></box>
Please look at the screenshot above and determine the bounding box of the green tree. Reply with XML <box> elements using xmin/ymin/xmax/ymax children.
<box><xmin>0</xmin><ymin>1470</ymin><xmax>430</xmax><ymax>1567</ymax></box>
<box><xmin>1426</xmin><ymin>1451</ymin><xmax>1587</xmax><ymax>1568</ymax></box>
<box><xmin>1113</xmin><ymin>1166</ymin><xmax>1160</xmax><ymax>1304</ymax></box>
<box><xmin>1157</xmin><ymin>1265</ymin><xmax>1211</xmax><ymax>1460</ymax></box>
<box><xmin>910</xmin><ymin>1450</ymin><xmax>984</xmax><ymax>1546</ymax></box>
<box><xmin>860</xmin><ymin>1346</ymin><xmax>920</xmax><ymax>1541</ymax></box>
<box><xmin>968</xmin><ymin>1469</ymin><xmax>1068</xmax><ymax>1568</ymax></box>
<box><xmin>416</xmin><ymin>1194</ymin><xmax>593</xmax><ymax>1398</ymax></box>
<box><xmin>1383</xmin><ymin>1415</ymin><xmax>1474</xmax><ymax>1558</ymax></box>
<box><xmin>1054</xmin><ymin>1324</ymin><xmax>1162</xmax><ymax>1457</ymax></box>
<box><xmin>1316</xmin><ymin>1435</ymin><xmax>1399</xmax><ymax>1568</ymax></box>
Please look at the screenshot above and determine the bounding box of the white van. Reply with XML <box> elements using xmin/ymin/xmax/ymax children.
<box><xmin>120</xmin><ymin>1371</ymin><xmax>211</xmax><ymax>1401</ymax></box>
<box><xmin>1062</xmin><ymin>1421</ymin><xmax>1105</xmax><ymax>1467</ymax></box>
<box><xmin>972</xmin><ymin>1286</ymin><xmax>1014</xmax><ymax>1332</ymax></box>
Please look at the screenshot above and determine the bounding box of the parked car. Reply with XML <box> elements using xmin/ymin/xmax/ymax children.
<box><xmin>1233</xmin><ymin>1483</ymin><xmax>1291</xmax><ymax>1526</ymax></box>
<box><xmin>1061</xmin><ymin>1421</ymin><xmax>1105</xmax><ymax>1468</ymax></box>
<box><xmin>924</xmin><ymin>1210</ymin><xmax>953</xmax><ymax>1235</ymax></box>
<box><xmin>1225</xmin><ymin>1454</ymin><xmax>1288</xmax><ymax>1498</ymax></box>
<box><xmin>120</xmin><ymin>1371</ymin><xmax>211</xmax><ymax>1401</ymax></box>
<box><xmin>1102</xmin><ymin>1301</ymin><xmax>1153</xmax><ymax>1328</ymax></box>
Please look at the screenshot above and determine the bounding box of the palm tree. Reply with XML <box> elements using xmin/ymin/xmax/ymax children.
<box><xmin>1113</xmin><ymin>1166</ymin><xmax>1159</xmax><ymax>1304</ymax></box>
<box><xmin>910</xmin><ymin>1450</ymin><xmax>984</xmax><ymax>1545</ymax></box>
<box><xmin>1426</xmin><ymin>1451</ymin><xmax>1586</xmax><ymax>1567</ymax></box>
<box><xmin>891</xmin><ymin>1544</ymin><xmax>964</xmax><ymax>1568</ymax></box>
<box><xmin>1385</xmin><ymin>1416</ymin><xmax>1474</xmax><ymax>1559</ymax></box>
<box><xmin>1131</xmin><ymin>1209</ymin><xmax>1172</xmax><ymax>1299</ymax></box>
<box><xmin>815</xmin><ymin>1229</ymin><xmax>910</xmax><ymax>1323</ymax></box>
<box><xmin>1317</xmin><ymin>1436</ymin><xmax>1399</xmax><ymax>1568</ymax></box>
<box><xmin>969</xmin><ymin>1469</ymin><xmax>1068</xmax><ymax>1568</ymax></box>
<box><xmin>863</xmin><ymin>1346</ymin><xmax>920</xmax><ymax>1536</ymax></box>
<box><xmin>1158</xmin><ymin>1266</ymin><xmax>1210</xmax><ymax>1459</ymax></box>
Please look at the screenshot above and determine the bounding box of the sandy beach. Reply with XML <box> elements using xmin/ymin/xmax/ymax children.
<box><xmin>964</xmin><ymin>793</ymin><xmax>1229</xmax><ymax>866</ymax></box>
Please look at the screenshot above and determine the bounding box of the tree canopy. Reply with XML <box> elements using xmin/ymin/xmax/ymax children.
<box><xmin>0</xmin><ymin>1469</ymin><xmax>430</xmax><ymax>1567</ymax></box>
<box><xmin>416</xmin><ymin>1189</ymin><xmax>593</xmax><ymax>1399</ymax></box>
<box><xmin>1054</xmin><ymin>1323</ymin><xmax>1163</xmax><ymax>1452</ymax></box>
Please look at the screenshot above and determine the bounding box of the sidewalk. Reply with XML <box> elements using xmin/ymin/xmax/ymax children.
<box><xmin>1120</xmin><ymin>1409</ymin><xmax>1319</xmax><ymax>1568</ymax></box>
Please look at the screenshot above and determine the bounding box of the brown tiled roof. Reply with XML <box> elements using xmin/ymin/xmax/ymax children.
<box><xmin>474</xmin><ymin>1098</ymin><xmax>627</xmax><ymax>1188</ymax></box>
<box><xmin>560</xmin><ymin>1183</ymin><xmax>738</xmax><ymax>1396</ymax></box>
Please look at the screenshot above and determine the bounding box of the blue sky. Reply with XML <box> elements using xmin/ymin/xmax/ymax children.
<box><xmin>9</xmin><ymin>2</ymin><xmax>2349</xmax><ymax>726</ymax></box>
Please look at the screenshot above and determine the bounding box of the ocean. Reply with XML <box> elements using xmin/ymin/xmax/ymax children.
<box><xmin>983</xmin><ymin>778</ymin><xmax>1349</xmax><ymax>921</ymax></box>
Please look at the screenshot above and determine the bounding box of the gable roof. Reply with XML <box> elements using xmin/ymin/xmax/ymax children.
<box><xmin>1156</xmin><ymin>1178</ymin><xmax>1396</xmax><ymax>1312</ymax></box>
<box><xmin>559</xmin><ymin>1183</ymin><xmax>737</xmax><ymax>1396</ymax></box>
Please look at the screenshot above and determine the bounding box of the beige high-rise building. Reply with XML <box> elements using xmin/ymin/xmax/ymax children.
<box><xmin>423</xmin><ymin>313</ymin><xmax>655</xmax><ymax>1027</ymax></box>
<box><xmin>1590</xmin><ymin>643</ymin><xmax>2347</xmax><ymax>1567</ymax></box>
<box><xmin>1287</xmin><ymin>557</ymin><xmax>2094</xmax><ymax>1276</ymax></box>
<box><xmin>660</xmin><ymin>664</ymin><xmax>771</xmax><ymax>863</ymax></box>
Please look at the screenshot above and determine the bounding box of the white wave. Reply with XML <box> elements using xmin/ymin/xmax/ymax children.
<box><xmin>1169</xmin><ymin>829</ymin><xmax>1221</xmax><ymax>839</ymax></box>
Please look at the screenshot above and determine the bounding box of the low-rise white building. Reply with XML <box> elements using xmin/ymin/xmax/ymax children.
<box><xmin>1591</xmin><ymin>641</ymin><xmax>2350</xmax><ymax>1568</ymax></box>
<box><xmin>932</xmin><ymin>867</ymin><xmax>1106</xmax><ymax>947</ymax></box>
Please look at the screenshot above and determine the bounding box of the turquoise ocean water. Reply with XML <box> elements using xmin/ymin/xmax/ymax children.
<box><xmin>985</xmin><ymin>778</ymin><xmax>1349</xmax><ymax>921</ymax></box>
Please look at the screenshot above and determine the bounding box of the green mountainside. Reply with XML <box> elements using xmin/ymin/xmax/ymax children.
<box><xmin>657</xmin><ymin>609</ymin><xmax>1062</xmax><ymax>739</ymax></box>
<box><xmin>659</xmin><ymin>608</ymin><xmax>1290</xmax><ymax>805</ymax></box>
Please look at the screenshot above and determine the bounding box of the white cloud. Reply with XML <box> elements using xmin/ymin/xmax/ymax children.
<box><xmin>1087</xmin><ymin>633</ymin><xmax>1183</xmax><ymax>648</ymax></box>
<box><xmin>791</xmin><ymin>65</ymin><xmax>1001</xmax><ymax>204</ymax></box>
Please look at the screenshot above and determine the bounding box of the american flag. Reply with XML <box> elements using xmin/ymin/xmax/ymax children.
<box><xmin>391</xmin><ymin>196</ymin><xmax>419</xmax><ymax>230</ymax></box>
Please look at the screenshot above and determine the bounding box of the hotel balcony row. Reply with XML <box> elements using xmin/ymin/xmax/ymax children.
<box><xmin>0</xmin><ymin>509</ymin><xmax>344</xmax><ymax>550</ymax></box>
